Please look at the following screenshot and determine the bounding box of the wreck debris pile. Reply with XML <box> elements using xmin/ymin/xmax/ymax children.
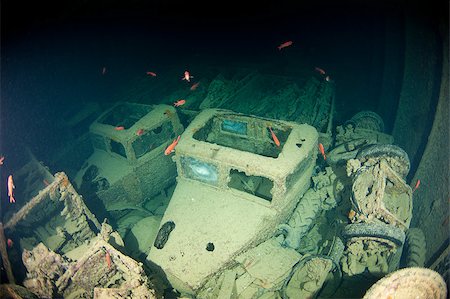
<box><xmin>270</xmin><ymin>111</ymin><xmax>433</xmax><ymax>298</ymax></box>
<box><xmin>22</xmin><ymin>243</ymin><xmax>69</xmax><ymax>298</ymax></box>
<box><xmin>5</xmin><ymin>172</ymin><xmax>101</xmax><ymax>254</ymax></box>
<box><xmin>21</xmin><ymin>224</ymin><xmax>156</xmax><ymax>298</ymax></box>
<box><xmin>328</xmin><ymin>111</ymin><xmax>394</xmax><ymax>167</ymax></box>
<box><xmin>1</xmin><ymin>152</ymin><xmax>157</xmax><ymax>298</ymax></box>
<box><xmin>341</xmin><ymin>143</ymin><xmax>413</xmax><ymax>278</ymax></box>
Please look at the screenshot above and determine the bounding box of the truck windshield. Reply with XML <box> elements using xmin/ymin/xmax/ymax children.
<box><xmin>99</xmin><ymin>103</ymin><xmax>153</xmax><ymax>129</ymax></box>
<box><xmin>193</xmin><ymin>115</ymin><xmax>291</xmax><ymax>158</ymax></box>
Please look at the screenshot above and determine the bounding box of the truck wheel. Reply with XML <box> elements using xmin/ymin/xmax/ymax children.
<box><xmin>347</xmin><ymin>110</ymin><xmax>385</xmax><ymax>132</ymax></box>
<box><xmin>401</xmin><ymin>228</ymin><xmax>426</xmax><ymax>268</ymax></box>
<box><xmin>342</xmin><ymin>223</ymin><xmax>406</xmax><ymax>246</ymax></box>
<box><xmin>356</xmin><ymin>144</ymin><xmax>410</xmax><ymax>178</ymax></box>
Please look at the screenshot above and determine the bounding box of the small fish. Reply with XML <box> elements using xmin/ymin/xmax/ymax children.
<box><xmin>190</xmin><ymin>82</ymin><xmax>200</xmax><ymax>91</ymax></box>
<box><xmin>318</xmin><ymin>143</ymin><xmax>326</xmax><ymax>160</ymax></box>
<box><xmin>325</xmin><ymin>75</ymin><xmax>331</xmax><ymax>82</ymax></box>
<box><xmin>164</xmin><ymin>136</ymin><xmax>181</xmax><ymax>155</ymax></box>
<box><xmin>277</xmin><ymin>40</ymin><xmax>293</xmax><ymax>50</ymax></box>
<box><xmin>105</xmin><ymin>250</ymin><xmax>111</xmax><ymax>269</ymax></box>
<box><xmin>412</xmin><ymin>179</ymin><xmax>421</xmax><ymax>193</ymax></box>
<box><xmin>136</xmin><ymin>129</ymin><xmax>145</xmax><ymax>136</ymax></box>
<box><xmin>102</xmin><ymin>67</ymin><xmax>106</xmax><ymax>75</ymax></box>
<box><xmin>174</xmin><ymin>99</ymin><xmax>186</xmax><ymax>107</ymax></box>
<box><xmin>7</xmin><ymin>239</ymin><xmax>13</xmax><ymax>248</ymax></box>
<box><xmin>146</xmin><ymin>71</ymin><xmax>157</xmax><ymax>77</ymax></box>
<box><xmin>8</xmin><ymin>175</ymin><xmax>15</xmax><ymax>203</ymax></box>
<box><xmin>115</xmin><ymin>126</ymin><xmax>125</xmax><ymax>131</ymax></box>
<box><xmin>315</xmin><ymin>67</ymin><xmax>326</xmax><ymax>75</ymax></box>
<box><xmin>268</xmin><ymin>127</ymin><xmax>280</xmax><ymax>147</ymax></box>
<box><xmin>348</xmin><ymin>209</ymin><xmax>356</xmax><ymax>220</ymax></box>
<box><xmin>43</xmin><ymin>179</ymin><xmax>50</xmax><ymax>186</ymax></box>
<box><xmin>0</xmin><ymin>156</ymin><xmax>4</xmax><ymax>165</ymax></box>
<box><xmin>182</xmin><ymin>70</ymin><xmax>193</xmax><ymax>82</ymax></box>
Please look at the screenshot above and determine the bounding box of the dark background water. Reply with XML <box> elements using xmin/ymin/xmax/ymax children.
<box><xmin>0</xmin><ymin>0</ymin><xmax>442</xmax><ymax>171</ymax></box>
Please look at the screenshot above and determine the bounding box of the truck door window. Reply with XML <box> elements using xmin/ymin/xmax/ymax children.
<box><xmin>181</xmin><ymin>156</ymin><xmax>218</xmax><ymax>186</ymax></box>
<box><xmin>110</xmin><ymin>139</ymin><xmax>127</xmax><ymax>158</ymax></box>
<box><xmin>228</xmin><ymin>169</ymin><xmax>273</xmax><ymax>202</ymax></box>
<box><xmin>133</xmin><ymin>121</ymin><xmax>174</xmax><ymax>159</ymax></box>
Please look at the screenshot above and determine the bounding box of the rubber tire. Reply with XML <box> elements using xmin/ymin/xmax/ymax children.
<box><xmin>356</xmin><ymin>144</ymin><xmax>410</xmax><ymax>177</ymax></box>
<box><xmin>402</xmin><ymin>228</ymin><xmax>426</xmax><ymax>267</ymax></box>
<box><xmin>342</xmin><ymin>223</ymin><xmax>406</xmax><ymax>246</ymax></box>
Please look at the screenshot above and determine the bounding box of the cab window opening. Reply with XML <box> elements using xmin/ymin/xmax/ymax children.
<box><xmin>228</xmin><ymin>169</ymin><xmax>273</xmax><ymax>202</ymax></box>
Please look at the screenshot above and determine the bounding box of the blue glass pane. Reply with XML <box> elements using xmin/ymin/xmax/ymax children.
<box><xmin>221</xmin><ymin>119</ymin><xmax>247</xmax><ymax>135</ymax></box>
<box><xmin>181</xmin><ymin>157</ymin><xmax>218</xmax><ymax>185</ymax></box>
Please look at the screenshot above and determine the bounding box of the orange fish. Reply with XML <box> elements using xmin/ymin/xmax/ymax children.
<box><xmin>8</xmin><ymin>175</ymin><xmax>15</xmax><ymax>203</ymax></box>
<box><xmin>0</xmin><ymin>156</ymin><xmax>4</xmax><ymax>165</ymax></box>
<box><xmin>412</xmin><ymin>179</ymin><xmax>421</xmax><ymax>193</ymax></box>
<box><xmin>105</xmin><ymin>250</ymin><xmax>111</xmax><ymax>269</ymax></box>
<box><xmin>348</xmin><ymin>209</ymin><xmax>356</xmax><ymax>220</ymax></box>
<box><xmin>102</xmin><ymin>67</ymin><xmax>106</xmax><ymax>75</ymax></box>
<box><xmin>315</xmin><ymin>67</ymin><xmax>326</xmax><ymax>75</ymax></box>
<box><xmin>182</xmin><ymin>70</ymin><xmax>193</xmax><ymax>82</ymax></box>
<box><xmin>318</xmin><ymin>143</ymin><xmax>326</xmax><ymax>160</ymax></box>
<box><xmin>174</xmin><ymin>99</ymin><xmax>186</xmax><ymax>107</ymax></box>
<box><xmin>190</xmin><ymin>82</ymin><xmax>200</xmax><ymax>91</ymax></box>
<box><xmin>146</xmin><ymin>71</ymin><xmax>157</xmax><ymax>77</ymax></box>
<box><xmin>115</xmin><ymin>126</ymin><xmax>125</xmax><ymax>131</ymax></box>
<box><xmin>269</xmin><ymin>127</ymin><xmax>280</xmax><ymax>147</ymax></box>
<box><xmin>7</xmin><ymin>239</ymin><xmax>13</xmax><ymax>248</ymax></box>
<box><xmin>136</xmin><ymin>129</ymin><xmax>145</xmax><ymax>136</ymax></box>
<box><xmin>278</xmin><ymin>40</ymin><xmax>293</xmax><ymax>50</ymax></box>
<box><xmin>164</xmin><ymin>136</ymin><xmax>181</xmax><ymax>155</ymax></box>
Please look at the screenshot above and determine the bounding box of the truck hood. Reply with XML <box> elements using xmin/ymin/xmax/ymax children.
<box><xmin>147</xmin><ymin>178</ymin><xmax>278</xmax><ymax>294</ymax></box>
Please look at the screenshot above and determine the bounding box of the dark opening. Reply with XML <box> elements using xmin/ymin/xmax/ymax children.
<box><xmin>228</xmin><ymin>169</ymin><xmax>273</xmax><ymax>201</ymax></box>
<box><xmin>206</xmin><ymin>242</ymin><xmax>215</xmax><ymax>252</ymax></box>
<box><xmin>110</xmin><ymin>139</ymin><xmax>127</xmax><ymax>158</ymax></box>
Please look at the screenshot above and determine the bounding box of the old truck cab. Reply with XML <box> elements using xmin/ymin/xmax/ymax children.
<box><xmin>147</xmin><ymin>109</ymin><xmax>318</xmax><ymax>295</ymax></box>
<box><xmin>74</xmin><ymin>102</ymin><xmax>184</xmax><ymax>210</ymax></box>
